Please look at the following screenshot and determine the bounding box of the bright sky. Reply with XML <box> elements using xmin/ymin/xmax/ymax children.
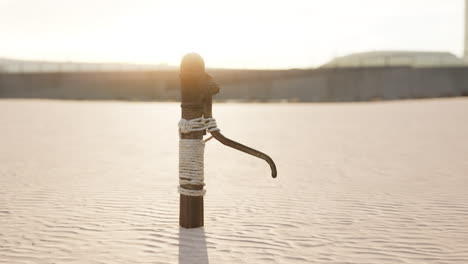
<box><xmin>0</xmin><ymin>0</ymin><xmax>465</xmax><ymax>68</ymax></box>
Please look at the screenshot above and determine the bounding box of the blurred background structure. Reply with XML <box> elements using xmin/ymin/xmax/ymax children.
<box><xmin>322</xmin><ymin>51</ymin><xmax>464</xmax><ymax>68</ymax></box>
<box><xmin>0</xmin><ymin>0</ymin><xmax>467</xmax><ymax>102</ymax></box>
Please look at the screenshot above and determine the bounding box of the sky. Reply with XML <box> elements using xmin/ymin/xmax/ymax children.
<box><xmin>0</xmin><ymin>0</ymin><xmax>465</xmax><ymax>69</ymax></box>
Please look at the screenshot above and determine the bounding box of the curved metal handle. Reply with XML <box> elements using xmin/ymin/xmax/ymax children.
<box><xmin>210</xmin><ymin>130</ymin><xmax>277</xmax><ymax>178</ymax></box>
<box><xmin>202</xmin><ymin>74</ymin><xmax>276</xmax><ymax>178</ymax></box>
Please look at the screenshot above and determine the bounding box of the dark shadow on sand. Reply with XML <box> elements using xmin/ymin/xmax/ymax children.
<box><xmin>178</xmin><ymin>227</ymin><xmax>209</xmax><ymax>264</ymax></box>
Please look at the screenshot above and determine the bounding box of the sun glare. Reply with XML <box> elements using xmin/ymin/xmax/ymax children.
<box><xmin>96</xmin><ymin>0</ymin><xmax>307</xmax><ymax>68</ymax></box>
<box><xmin>0</xmin><ymin>0</ymin><xmax>464</xmax><ymax>68</ymax></box>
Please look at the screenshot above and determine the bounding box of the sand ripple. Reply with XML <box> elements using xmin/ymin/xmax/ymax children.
<box><xmin>1</xmin><ymin>99</ymin><xmax>468</xmax><ymax>263</ymax></box>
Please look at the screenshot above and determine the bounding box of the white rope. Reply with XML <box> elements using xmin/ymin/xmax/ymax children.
<box><xmin>178</xmin><ymin>117</ymin><xmax>220</xmax><ymax>134</ymax></box>
<box><xmin>178</xmin><ymin>117</ymin><xmax>219</xmax><ymax>196</ymax></box>
<box><xmin>178</xmin><ymin>139</ymin><xmax>206</xmax><ymax>196</ymax></box>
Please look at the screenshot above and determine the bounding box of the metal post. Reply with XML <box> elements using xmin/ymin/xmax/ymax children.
<box><xmin>179</xmin><ymin>53</ymin><xmax>206</xmax><ymax>228</ymax></box>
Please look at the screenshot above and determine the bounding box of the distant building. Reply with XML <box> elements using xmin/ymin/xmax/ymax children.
<box><xmin>0</xmin><ymin>58</ymin><xmax>175</xmax><ymax>73</ymax></box>
<box><xmin>324</xmin><ymin>0</ymin><xmax>468</xmax><ymax>67</ymax></box>
<box><xmin>322</xmin><ymin>51</ymin><xmax>464</xmax><ymax>68</ymax></box>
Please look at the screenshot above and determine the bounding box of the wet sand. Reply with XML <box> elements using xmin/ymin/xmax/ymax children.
<box><xmin>1</xmin><ymin>98</ymin><xmax>468</xmax><ymax>263</ymax></box>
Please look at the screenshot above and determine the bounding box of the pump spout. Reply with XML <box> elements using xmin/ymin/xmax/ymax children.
<box><xmin>199</xmin><ymin>71</ymin><xmax>277</xmax><ymax>179</ymax></box>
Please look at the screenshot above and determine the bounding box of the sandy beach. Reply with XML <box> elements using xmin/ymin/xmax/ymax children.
<box><xmin>1</xmin><ymin>98</ymin><xmax>467</xmax><ymax>264</ymax></box>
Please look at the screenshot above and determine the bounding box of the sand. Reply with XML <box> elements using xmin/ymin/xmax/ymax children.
<box><xmin>1</xmin><ymin>98</ymin><xmax>467</xmax><ymax>264</ymax></box>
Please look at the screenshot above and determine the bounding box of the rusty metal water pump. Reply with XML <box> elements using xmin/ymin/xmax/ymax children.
<box><xmin>178</xmin><ymin>53</ymin><xmax>277</xmax><ymax>228</ymax></box>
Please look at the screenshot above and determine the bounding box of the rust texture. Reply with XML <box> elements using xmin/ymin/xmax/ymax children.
<box><xmin>179</xmin><ymin>53</ymin><xmax>206</xmax><ymax>228</ymax></box>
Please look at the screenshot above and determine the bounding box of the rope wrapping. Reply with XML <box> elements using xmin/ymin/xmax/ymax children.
<box><xmin>178</xmin><ymin>139</ymin><xmax>206</xmax><ymax>196</ymax></box>
<box><xmin>178</xmin><ymin>117</ymin><xmax>219</xmax><ymax>196</ymax></box>
<box><xmin>178</xmin><ymin>117</ymin><xmax>220</xmax><ymax>134</ymax></box>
